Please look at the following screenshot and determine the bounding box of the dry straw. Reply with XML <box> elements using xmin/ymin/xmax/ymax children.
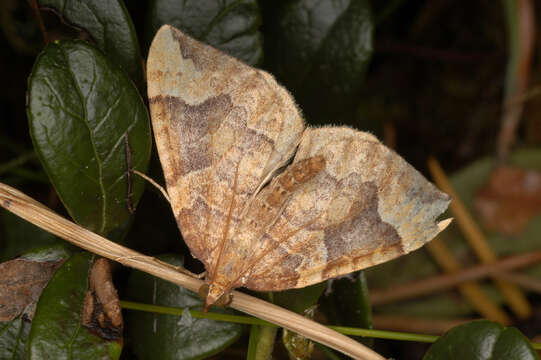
<box><xmin>0</xmin><ymin>182</ymin><xmax>384</xmax><ymax>360</ymax></box>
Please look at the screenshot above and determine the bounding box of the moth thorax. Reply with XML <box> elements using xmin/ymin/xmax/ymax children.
<box><xmin>279</xmin><ymin>155</ymin><xmax>326</xmax><ymax>190</ymax></box>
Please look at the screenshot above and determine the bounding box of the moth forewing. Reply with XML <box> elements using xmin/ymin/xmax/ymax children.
<box><xmin>147</xmin><ymin>25</ymin><xmax>451</xmax><ymax>309</ymax></box>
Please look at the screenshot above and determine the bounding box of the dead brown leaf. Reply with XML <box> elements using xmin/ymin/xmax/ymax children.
<box><xmin>0</xmin><ymin>258</ymin><xmax>63</xmax><ymax>321</ymax></box>
<box><xmin>81</xmin><ymin>258</ymin><xmax>123</xmax><ymax>340</ymax></box>
<box><xmin>475</xmin><ymin>166</ymin><xmax>541</xmax><ymax>235</ymax></box>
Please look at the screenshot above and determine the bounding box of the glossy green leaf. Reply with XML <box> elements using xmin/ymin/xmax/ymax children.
<box><xmin>322</xmin><ymin>272</ymin><xmax>372</xmax><ymax>329</ymax></box>
<box><xmin>18</xmin><ymin>242</ymin><xmax>73</xmax><ymax>262</ymax></box>
<box><xmin>37</xmin><ymin>0</ymin><xmax>144</xmax><ymax>87</ymax></box>
<box><xmin>263</xmin><ymin>0</ymin><xmax>373</xmax><ymax>125</ymax></box>
<box><xmin>0</xmin><ymin>316</ymin><xmax>31</xmax><ymax>360</ymax></box>
<box><xmin>28</xmin><ymin>252</ymin><xmax>121</xmax><ymax>360</ymax></box>
<box><xmin>124</xmin><ymin>254</ymin><xmax>242</xmax><ymax>360</ymax></box>
<box><xmin>27</xmin><ymin>40</ymin><xmax>151</xmax><ymax>239</ymax></box>
<box><xmin>273</xmin><ymin>282</ymin><xmax>326</xmax><ymax>314</ymax></box>
<box><xmin>0</xmin><ymin>244</ymin><xmax>72</xmax><ymax>360</ymax></box>
<box><xmin>366</xmin><ymin>149</ymin><xmax>541</xmax><ymax>318</ymax></box>
<box><xmin>321</xmin><ymin>272</ymin><xmax>373</xmax><ymax>347</ymax></box>
<box><xmin>0</xmin><ymin>209</ymin><xmax>58</xmax><ymax>261</ymax></box>
<box><xmin>424</xmin><ymin>320</ymin><xmax>539</xmax><ymax>360</ymax></box>
<box><xmin>144</xmin><ymin>0</ymin><xmax>262</xmax><ymax>65</ymax></box>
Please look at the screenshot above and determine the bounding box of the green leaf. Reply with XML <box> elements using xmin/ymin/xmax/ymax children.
<box><xmin>28</xmin><ymin>252</ymin><xmax>121</xmax><ymax>360</ymax></box>
<box><xmin>273</xmin><ymin>282</ymin><xmax>326</xmax><ymax>314</ymax></box>
<box><xmin>144</xmin><ymin>0</ymin><xmax>263</xmax><ymax>65</ymax></box>
<box><xmin>19</xmin><ymin>242</ymin><xmax>74</xmax><ymax>262</ymax></box>
<box><xmin>0</xmin><ymin>209</ymin><xmax>58</xmax><ymax>261</ymax></box>
<box><xmin>263</xmin><ymin>0</ymin><xmax>373</xmax><ymax>125</ymax></box>
<box><xmin>423</xmin><ymin>320</ymin><xmax>539</xmax><ymax>360</ymax></box>
<box><xmin>123</xmin><ymin>254</ymin><xmax>242</xmax><ymax>360</ymax></box>
<box><xmin>0</xmin><ymin>244</ymin><xmax>72</xmax><ymax>360</ymax></box>
<box><xmin>27</xmin><ymin>40</ymin><xmax>151</xmax><ymax>239</ymax></box>
<box><xmin>320</xmin><ymin>272</ymin><xmax>373</xmax><ymax>347</ymax></box>
<box><xmin>0</xmin><ymin>316</ymin><xmax>31</xmax><ymax>360</ymax></box>
<box><xmin>37</xmin><ymin>0</ymin><xmax>144</xmax><ymax>87</ymax></box>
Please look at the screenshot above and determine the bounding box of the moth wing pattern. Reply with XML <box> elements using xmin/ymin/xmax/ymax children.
<box><xmin>147</xmin><ymin>25</ymin><xmax>304</xmax><ymax>275</ymax></box>
<box><xmin>243</xmin><ymin>127</ymin><xmax>451</xmax><ymax>291</ymax></box>
<box><xmin>147</xmin><ymin>24</ymin><xmax>451</xmax><ymax>306</ymax></box>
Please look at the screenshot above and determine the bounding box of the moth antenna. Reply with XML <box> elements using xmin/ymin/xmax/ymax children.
<box><xmin>133</xmin><ymin>170</ymin><xmax>171</xmax><ymax>203</ymax></box>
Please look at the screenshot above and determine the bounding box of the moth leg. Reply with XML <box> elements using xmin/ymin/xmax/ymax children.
<box><xmin>184</xmin><ymin>266</ymin><xmax>207</xmax><ymax>280</ymax></box>
<box><xmin>153</xmin><ymin>258</ymin><xmax>204</xmax><ymax>279</ymax></box>
<box><xmin>134</xmin><ymin>170</ymin><xmax>171</xmax><ymax>203</ymax></box>
<box><xmin>198</xmin><ymin>271</ymin><xmax>206</xmax><ymax>279</ymax></box>
<box><xmin>176</xmin><ymin>267</ymin><xmax>206</xmax><ymax>279</ymax></box>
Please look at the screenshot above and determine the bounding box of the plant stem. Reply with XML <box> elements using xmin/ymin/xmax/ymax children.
<box><xmin>119</xmin><ymin>300</ymin><xmax>541</xmax><ymax>350</ymax></box>
<box><xmin>0</xmin><ymin>152</ymin><xmax>37</xmax><ymax>175</ymax></box>
<box><xmin>120</xmin><ymin>300</ymin><xmax>271</xmax><ymax>325</ymax></box>
<box><xmin>370</xmin><ymin>251</ymin><xmax>541</xmax><ymax>305</ymax></box>
<box><xmin>428</xmin><ymin>157</ymin><xmax>532</xmax><ymax>319</ymax></box>
<box><xmin>254</xmin><ymin>325</ymin><xmax>278</xmax><ymax>360</ymax></box>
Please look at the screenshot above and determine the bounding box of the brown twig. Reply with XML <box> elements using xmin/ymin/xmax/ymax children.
<box><xmin>496</xmin><ymin>272</ymin><xmax>541</xmax><ymax>294</ymax></box>
<box><xmin>124</xmin><ymin>134</ymin><xmax>135</xmax><ymax>215</ymax></box>
<box><xmin>497</xmin><ymin>0</ymin><xmax>536</xmax><ymax>162</ymax></box>
<box><xmin>0</xmin><ymin>182</ymin><xmax>383</xmax><ymax>360</ymax></box>
<box><xmin>371</xmin><ymin>251</ymin><xmax>541</xmax><ymax>305</ymax></box>
<box><xmin>428</xmin><ymin>157</ymin><xmax>532</xmax><ymax>319</ymax></box>
<box><xmin>29</xmin><ymin>0</ymin><xmax>49</xmax><ymax>44</ymax></box>
<box><xmin>426</xmin><ymin>237</ymin><xmax>511</xmax><ymax>325</ymax></box>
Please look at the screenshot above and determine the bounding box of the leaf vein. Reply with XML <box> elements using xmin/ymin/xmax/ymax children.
<box><xmin>58</xmin><ymin>45</ymin><xmax>108</xmax><ymax>234</ymax></box>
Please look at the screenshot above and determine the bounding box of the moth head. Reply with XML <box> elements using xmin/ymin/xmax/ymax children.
<box><xmin>199</xmin><ymin>283</ymin><xmax>232</xmax><ymax>312</ymax></box>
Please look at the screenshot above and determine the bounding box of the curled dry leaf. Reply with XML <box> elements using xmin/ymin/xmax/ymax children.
<box><xmin>475</xmin><ymin>166</ymin><xmax>541</xmax><ymax>235</ymax></box>
<box><xmin>0</xmin><ymin>258</ymin><xmax>64</xmax><ymax>321</ymax></box>
<box><xmin>81</xmin><ymin>258</ymin><xmax>123</xmax><ymax>340</ymax></box>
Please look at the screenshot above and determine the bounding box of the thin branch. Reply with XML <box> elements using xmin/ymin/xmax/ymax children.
<box><xmin>29</xmin><ymin>0</ymin><xmax>49</xmax><ymax>44</ymax></box>
<box><xmin>428</xmin><ymin>157</ymin><xmax>532</xmax><ymax>319</ymax></box>
<box><xmin>498</xmin><ymin>0</ymin><xmax>536</xmax><ymax>162</ymax></box>
<box><xmin>0</xmin><ymin>152</ymin><xmax>37</xmax><ymax>175</ymax></box>
<box><xmin>496</xmin><ymin>272</ymin><xmax>541</xmax><ymax>293</ymax></box>
<box><xmin>426</xmin><ymin>237</ymin><xmax>511</xmax><ymax>325</ymax></box>
<box><xmin>120</xmin><ymin>300</ymin><xmax>541</xmax><ymax>350</ymax></box>
<box><xmin>134</xmin><ymin>170</ymin><xmax>170</xmax><ymax>203</ymax></box>
<box><xmin>372</xmin><ymin>315</ymin><xmax>475</xmax><ymax>335</ymax></box>
<box><xmin>0</xmin><ymin>182</ymin><xmax>383</xmax><ymax>360</ymax></box>
<box><xmin>371</xmin><ymin>251</ymin><xmax>541</xmax><ymax>305</ymax></box>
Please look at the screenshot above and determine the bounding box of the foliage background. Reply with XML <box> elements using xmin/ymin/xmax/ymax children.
<box><xmin>1</xmin><ymin>0</ymin><xmax>541</xmax><ymax>359</ymax></box>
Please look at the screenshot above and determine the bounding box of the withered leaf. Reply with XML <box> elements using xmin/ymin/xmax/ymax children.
<box><xmin>0</xmin><ymin>258</ymin><xmax>63</xmax><ymax>321</ymax></box>
<box><xmin>476</xmin><ymin>166</ymin><xmax>541</xmax><ymax>235</ymax></box>
<box><xmin>82</xmin><ymin>258</ymin><xmax>123</xmax><ymax>340</ymax></box>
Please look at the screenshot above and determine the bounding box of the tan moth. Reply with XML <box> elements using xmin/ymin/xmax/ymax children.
<box><xmin>146</xmin><ymin>25</ymin><xmax>451</xmax><ymax>310</ymax></box>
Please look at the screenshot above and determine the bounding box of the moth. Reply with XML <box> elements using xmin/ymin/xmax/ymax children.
<box><xmin>147</xmin><ymin>25</ymin><xmax>451</xmax><ymax>309</ymax></box>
